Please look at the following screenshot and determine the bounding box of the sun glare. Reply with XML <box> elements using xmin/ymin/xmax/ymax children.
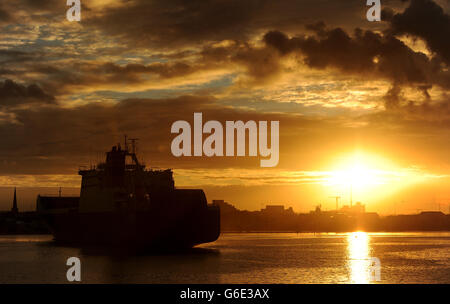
<box><xmin>326</xmin><ymin>152</ymin><xmax>387</xmax><ymax>192</ymax></box>
<box><xmin>347</xmin><ymin>232</ymin><xmax>372</xmax><ymax>283</ymax></box>
<box><xmin>328</xmin><ymin>163</ymin><xmax>382</xmax><ymax>191</ymax></box>
<box><xmin>322</xmin><ymin>151</ymin><xmax>418</xmax><ymax>205</ymax></box>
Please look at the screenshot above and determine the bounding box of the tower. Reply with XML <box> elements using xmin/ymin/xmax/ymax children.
<box><xmin>11</xmin><ymin>187</ymin><xmax>18</xmax><ymax>215</ymax></box>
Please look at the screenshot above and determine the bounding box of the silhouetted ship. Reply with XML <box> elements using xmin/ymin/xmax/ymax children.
<box><xmin>36</xmin><ymin>139</ymin><xmax>220</xmax><ymax>249</ymax></box>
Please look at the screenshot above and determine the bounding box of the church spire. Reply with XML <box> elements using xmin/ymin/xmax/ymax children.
<box><xmin>11</xmin><ymin>187</ymin><xmax>18</xmax><ymax>215</ymax></box>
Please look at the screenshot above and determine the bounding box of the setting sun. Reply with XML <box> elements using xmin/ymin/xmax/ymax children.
<box><xmin>321</xmin><ymin>151</ymin><xmax>436</xmax><ymax>208</ymax></box>
<box><xmin>326</xmin><ymin>152</ymin><xmax>387</xmax><ymax>192</ymax></box>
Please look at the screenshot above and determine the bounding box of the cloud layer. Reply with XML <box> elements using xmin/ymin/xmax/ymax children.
<box><xmin>0</xmin><ymin>0</ymin><xmax>448</xmax><ymax>201</ymax></box>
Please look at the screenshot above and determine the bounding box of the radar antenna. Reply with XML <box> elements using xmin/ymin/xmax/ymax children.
<box><xmin>129</xmin><ymin>138</ymin><xmax>139</xmax><ymax>155</ymax></box>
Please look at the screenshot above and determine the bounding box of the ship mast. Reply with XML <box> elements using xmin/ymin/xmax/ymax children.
<box><xmin>123</xmin><ymin>136</ymin><xmax>142</xmax><ymax>169</ymax></box>
<box><xmin>129</xmin><ymin>138</ymin><xmax>138</xmax><ymax>155</ymax></box>
<box><xmin>124</xmin><ymin>134</ymin><xmax>128</xmax><ymax>152</ymax></box>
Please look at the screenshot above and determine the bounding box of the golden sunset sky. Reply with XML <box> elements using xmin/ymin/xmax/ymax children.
<box><xmin>0</xmin><ymin>0</ymin><xmax>449</xmax><ymax>214</ymax></box>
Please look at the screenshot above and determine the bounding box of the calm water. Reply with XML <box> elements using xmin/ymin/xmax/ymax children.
<box><xmin>0</xmin><ymin>232</ymin><xmax>449</xmax><ymax>283</ymax></box>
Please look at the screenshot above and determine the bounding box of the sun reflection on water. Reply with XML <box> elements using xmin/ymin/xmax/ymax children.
<box><xmin>347</xmin><ymin>232</ymin><xmax>373</xmax><ymax>283</ymax></box>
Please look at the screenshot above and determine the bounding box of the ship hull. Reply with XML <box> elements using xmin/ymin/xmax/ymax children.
<box><xmin>41</xmin><ymin>206</ymin><xmax>220</xmax><ymax>250</ymax></box>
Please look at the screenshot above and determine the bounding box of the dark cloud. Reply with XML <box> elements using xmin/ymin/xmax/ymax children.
<box><xmin>86</xmin><ymin>0</ymin><xmax>261</xmax><ymax>49</ymax></box>
<box><xmin>12</xmin><ymin>43</ymin><xmax>281</xmax><ymax>94</ymax></box>
<box><xmin>0</xmin><ymin>68</ymin><xmax>16</xmax><ymax>76</ymax></box>
<box><xmin>97</xmin><ymin>62</ymin><xmax>199</xmax><ymax>80</ymax></box>
<box><xmin>0</xmin><ymin>79</ymin><xmax>55</xmax><ymax>107</ymax></box>
<box><xmin>0</xmin><ymin>0</ymin><xmax>66</xmax><ymax>25</ymax></box>
<box><xmin>264</xmin><ymin>26</ymin><xmax>436</xmax><ymax>87</ymax></box>
<box><xmin>199</xmin><ymin>41</ymin><xmax>282</xmax><ymax>84</ymax></box>
<box><xmin>0</xmin><ymin>7</ymin><xmax>12</xmax><ymax>23</ymax></box>
<box><xmin>21</xmin><ymin>0</ymin><xmax>62</xmax><ymax>10</ymax></box>
<box><xmin>261</xmin><ymin>3</ymin><xmax>450</xmax><ymax>118</ymax></box>
<box><xmin>387</xmin><ymin>0</ymin><xmax>450</xmax><ymax>64</ymax></box>
<box><xmin>22</xmin><ymin>60</ymin><xmax>220</xmax><ymax>95</ymax></box>
<box><xmin>0</xmin><ymin>50</ymin><xmax>34</xmax><ymax>64</ymax></box>
<box><xmin>383</xmin><ymin>83</ymin><xmax>450</xmax><ymax>121</ymax></box>
<box><xmin>85</xmin><ymin>0</ymin><xmax>377</xmax><ymax>49</ymax></box>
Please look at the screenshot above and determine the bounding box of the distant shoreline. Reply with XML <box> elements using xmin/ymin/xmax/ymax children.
<box><xmin>220</xmin><ymin>230</ymin><xmax>450</xmax><ymax>233</ymax></box>
<box><xmin>1</xmin><ymin>231</ymin><xmax>450</xmax><ymax>237</ymax></box>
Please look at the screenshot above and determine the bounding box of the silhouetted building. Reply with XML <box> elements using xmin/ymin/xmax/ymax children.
<box><xmin>262</xmin><ymin>205</ymin><xmax>284</xmax><ymax>213</ymax></box>
<box><xmin>0</xmin><ymin>189</ymin><xmax>50</xmax><ymax>234</ymax></box>
<box><xmin>212</xmin><ymin>200</ymin><xmax>238</xmax><ymax>213</ymax></box>
<box><xmin>261</xmin><ymin>205</ymin><xmax>294</xmax><ymax>214</ymax></box>
<box><xmin>215</xmin><ymin>201</ymin><xmax>449</xmax><ymax>233</ymax></box>
<box><xmin>340</xmin><ymin>202</ymin><xmax>365</xmax><ymax>215</ymax></box>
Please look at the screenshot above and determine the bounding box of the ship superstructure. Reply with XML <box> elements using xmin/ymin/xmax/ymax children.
<box><xmin>37</xmin><ymin>138</ymin><xmax>220</xmax><ymax>249</ymax></box>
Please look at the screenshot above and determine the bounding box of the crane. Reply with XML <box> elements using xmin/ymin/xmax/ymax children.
<box><xmin>329</xmin><ymin>196</ymin><xmax>341</xmax><ymax>211</ymax></box>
